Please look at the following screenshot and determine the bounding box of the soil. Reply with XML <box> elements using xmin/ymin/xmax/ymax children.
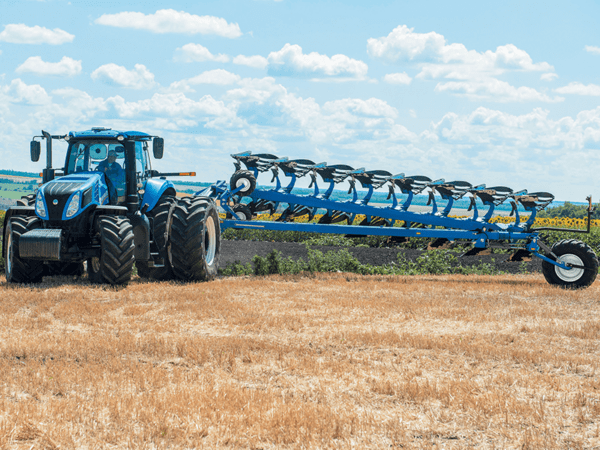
<box><xmin>220</xmin><ymin>240</ymin><xmax>542</xmax><ymax>274</ymax></box>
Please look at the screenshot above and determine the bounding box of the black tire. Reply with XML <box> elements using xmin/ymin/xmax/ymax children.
<box><xmin>5</xmin><ymin>216</ymin><xmax>45</xmax><ymax>283</ymax></box>
<box><xmin>136</xmin><ymin>195</ymin><xmax>177</xmax><ymax>280</ymax></box>
<box><xmin>16</xmin><ymin>194</ymin><xmax>36</xmax><ymax>207</ymax></box>
<box><xmin>227</xmin><ymin>204</ymin><xmax>253</xmax><ymax>221</ymax></box>
<box><xmin>230</xmin><ymin>170</ymin><xmax>256</xmax><ymax>197</ymax></box>
<box><xmin>88</xmin><ymin>216</ymin><xmax>135</xmax><ymax>285</ymax></box>
<box><xmin>541</xmin><ymin>239</ymin><xmax>598</xmax><ymax>289</ymax></box>
<box><xmin>171</xmin><ymin>196</ymin><xmax>221</xmax><ymax>281</ymax></box>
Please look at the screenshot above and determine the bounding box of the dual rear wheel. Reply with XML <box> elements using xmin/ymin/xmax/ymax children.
<box><xmin>137</xmin><ymin>195</ymin><xmax>221</xmax><ymax>282</ymax></box>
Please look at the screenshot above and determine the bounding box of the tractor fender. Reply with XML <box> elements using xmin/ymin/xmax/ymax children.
<box><xmin>142</xmin><ymin>179</ymin><xmax>177</xmax><ymax>213</ymax></box>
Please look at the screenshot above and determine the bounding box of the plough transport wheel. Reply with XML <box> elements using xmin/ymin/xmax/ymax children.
<box><xmin>541</xmin><ymin>239</ymin><xmax>599</xmax><ymax>289</ymax></box>
<box><xmin>230</xmin><ymin>170</ymin><xmax>256</xmax><ymax>196</ymax></box>
<box><xmin>171</xmin><ymin>196</ymin><xmax>221</xmax><ymax>281</ymax></box>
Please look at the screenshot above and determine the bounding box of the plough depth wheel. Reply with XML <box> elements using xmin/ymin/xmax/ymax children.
<box><xmin>229</xmin><ymin>204</ymin><xmax>253</xmax><ymax>221</ymax></box>
<box><xmin>541</xmin><ymin>239</ymin><xmax>598</xmax><ymax>289</ymax></box>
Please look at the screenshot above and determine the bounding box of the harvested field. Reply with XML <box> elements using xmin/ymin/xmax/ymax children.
<box><xmin>0</xmin><ymin>273</ymin><xmax>599</xmax><ymax>449</ymax></box>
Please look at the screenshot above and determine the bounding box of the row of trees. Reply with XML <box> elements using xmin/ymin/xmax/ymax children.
<box><xmin>537</xmin><ymin>201</ymin><xmax>600</xmax><ymax>219</ymax></box>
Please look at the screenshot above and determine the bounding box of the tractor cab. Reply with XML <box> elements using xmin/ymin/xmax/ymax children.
<box><xmin>65</xmin><ymin>138</ymin><xmax>152</xmax><ymax>205</ymax></box>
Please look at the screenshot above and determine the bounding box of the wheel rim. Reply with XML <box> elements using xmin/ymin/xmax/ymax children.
<box><xmin>235</xmin><ymin>178</ymin><xmax>251</xmax><ymax>193</ymax></box>
<box><xmin>205</xmin><ymin>215</ymin><xmax>217</xmax><ymax>266</ymax></box>
<box><xmin>555</xmin><ymin>254</ymin><xmax>585</xmax><ymax>283</ymax></box>
<box><xmin>6</xmin><ymin>223</ymin><xmax>13</xmax><ymax>278</ymax></box>
<box><xmin>90</xmin><ymin>257</ymin><xmax>101</xmax><ymax>273</ymax></box>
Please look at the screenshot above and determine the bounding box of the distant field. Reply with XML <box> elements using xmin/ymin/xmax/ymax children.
<box><xmin>0</xmin><ymin>272</ymin><xmax>598</xmax><ymax>448</ymax></box>
<box><xmin>0</xmin><ymin>176</ymin><xmax>38</xmax><ymax>202</ymax></box>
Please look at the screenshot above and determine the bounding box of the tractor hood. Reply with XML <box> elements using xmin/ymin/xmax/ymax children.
<box><xmin>36</xmin><ymin>173</ymin><xmax>110</xmax><ymax>221</ymax></box>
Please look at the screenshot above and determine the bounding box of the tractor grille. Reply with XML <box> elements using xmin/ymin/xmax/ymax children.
<box><xmin>43</xmin><ymin>182</ymin><xmax>85</xmax><ymax>220</ymax></box>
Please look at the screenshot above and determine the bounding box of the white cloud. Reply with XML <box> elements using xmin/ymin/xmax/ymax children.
<box><xmin>367</xmin><ymin>26</ymin><xmax>552</xmax><ymax>72</ymax></box>
<box><xmin>383</xmin><ymin>72</ymin><xmax>412</xmax><ymax>85</ymax></box>
<box><xmin>91</xmin><ymin>63</ymin><xmax>157</xmax><ymax>90</ymax></box>
<box><xmin>107</xmin><ymin>93</ymin><xmax>233</xmax><ymax>122</ymax></box>
<box><xmin>0</xmin><ymin>24</ymin><xmax>74</xmax><ymax>45</ymax></box>
<box><xmin>16</xmin><ymin>56</ymin><xmax>82</xmax><ymax>77</ymax></box>
<box><xmin>233</xmin><ymin>54</ymin><xmax>269</xmax><ymax>69</ymax></box>
<box><xmin>367</xmin><ymin>25</ymin><xmax>557</xmax><ymax>103</ymax></box>
<box><xmin>555</xmin><ymin>82</ymin><xmax>600</xmax><ymax>96</ymax></box>
<box><xmin>1</xmin><ymin>78</ymin><xmax>51</xmax><ymax>104</ymax></box>
<box><xmin>323</xmin><ymin>98</ymin><xmax>398</xmax><ymax>118</ymax></box>
<box><xmin>540</xmin><ymin>72</ymin><xmax>558</xmax><ymax>81</ymax></box>
<box><xmin>585</xmin><ymin>45</ymin><xmax>600</xmax><ymax>55</ymax></box>
<box><xmin>435</xmin><ymin>79</ymin><xmax>563</xmax><ymax>103</ymax></box>
<box><xmin>367</xmin><ymin>25</ymin><xmax>446</xmax><ymax>62</ymax></box>
<box><xmin>174</xmin><ymin>43</ymin><xmax>229</xmax><ymax>63</ymax></box>
<box><xmin>95</xmin><ymin>9</ymin><xmax>242</xmax><ymax>38</ymax></box>
<box><xmin>267</xmin><ymin>43</ymin><xmax>368</xmax><ymax>78</ymax></box>
<box><xmin>169</xmin><ymin>69</ymin><xmax>241</xmax><ymax>92</ymax></box>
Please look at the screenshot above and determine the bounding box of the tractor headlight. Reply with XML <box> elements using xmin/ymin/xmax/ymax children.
<box><xmin>35</xmin><ymin>191</ymin><xmax>47</xmax><ymax>218</ymax></box>
<box><xmin>65</xmin><ymin>192</ymin><xmax>80</xmax><ymax>218</ymax></box>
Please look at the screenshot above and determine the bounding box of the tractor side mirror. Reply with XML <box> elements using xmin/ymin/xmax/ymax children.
<box><xmin>30</xmin><ymin>140</ymin><xmax>41</xmax><ymax>162</ymax></box>
<box><xmin>153</xmin><ymin>137</ymin><xmax>164</xmax><ymax>159</ymax></box>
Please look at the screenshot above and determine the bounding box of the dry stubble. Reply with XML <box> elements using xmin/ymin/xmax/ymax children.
<box><xmin>0</xmin><ymin>272</ymin><xmax>599</xmax><ymax>449</ymax></box>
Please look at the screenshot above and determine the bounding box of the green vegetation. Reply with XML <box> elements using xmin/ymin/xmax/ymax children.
<box><xmin>222</xmin><ymin>227</ymin><xmax>423</xmax><ymax>249</ymax></box>
<box><xmin>220</xmin><ymin>248</ymin><xmax>502</xmax><ymax>277</ymax></box>
<box><xmin>537</xmin><ymin>201</ymin><xmax>600</xmax><ymax>219</ymax></box>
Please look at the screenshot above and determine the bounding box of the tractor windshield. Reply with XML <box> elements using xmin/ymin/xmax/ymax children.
<box><xmin>65</xmin><ymin>141</ymin><xmax>150</xmax><ymax>175</ymax></box>
<box><xmin>66</xmin><ymin>142</ymin><xmax>125</xmax><ymax>173</ymax></box>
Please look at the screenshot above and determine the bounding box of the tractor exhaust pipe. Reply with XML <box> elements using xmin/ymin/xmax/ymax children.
<box><xmin>124</xmin><ymin>140</ymin><xmax>138</xmax><ymax>214</ymax></box>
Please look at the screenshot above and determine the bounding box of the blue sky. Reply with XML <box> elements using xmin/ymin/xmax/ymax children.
<box><xmin>1</xmin><ymin>0</ymin><xmax>600</xmax><ymax>200</ymax></box>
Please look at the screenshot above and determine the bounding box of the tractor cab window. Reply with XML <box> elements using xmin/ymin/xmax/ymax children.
<box><xmin>66</xmin><ymin>142</ymin><xmax>127</xmax><ymax>203</ymax></box>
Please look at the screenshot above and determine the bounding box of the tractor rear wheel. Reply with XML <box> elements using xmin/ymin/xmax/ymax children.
<box><xmin>136</xmin><ymin>195</ymin><xmax>177</xmax><ymax>280</ymax></box>
<box><xmin>87</xmin><ymin>216</ymin><xmax>135</xmax><ymax>285</ymax></box>
<box><xmin>170</xmin><ymin>196</ymin><xmax>221</xmax><ymax>281</ymax></box>
<box><xmin>541</xmin><ymin>239</ymin><xmax>598</xmax><ymax>289</ymax></box>
<box><xmin>5</xmin><ymin>216</ymin><xmax>44</xmax><ymax>283</ymax></box>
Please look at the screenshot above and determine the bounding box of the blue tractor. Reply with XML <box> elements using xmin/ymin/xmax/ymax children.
<box><xmin>2</xmin><ymin>128</ymin><xmax>221</xmax><ymax>284</ymax></box>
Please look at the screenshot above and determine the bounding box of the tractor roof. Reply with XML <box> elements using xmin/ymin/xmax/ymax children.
<box><xmin>68</xmin><ymin>128</ymin><xmax>153</xmax><ymax>141</ymax></box>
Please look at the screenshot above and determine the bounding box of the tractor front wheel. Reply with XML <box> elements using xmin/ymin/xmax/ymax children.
<box><xmin>5</xmin><ymin>216</ymin><xmax>44</xmax><ymax>283</ymax></box>
<box><xmin>87</xmin><ymin>216</ymin><xmax>135</xmax><ymax>285</ymax></box>
<box><xmin>170</xmin><ymin>196</ymin><xmax>221</xmax><ymax>281</ymax></box>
